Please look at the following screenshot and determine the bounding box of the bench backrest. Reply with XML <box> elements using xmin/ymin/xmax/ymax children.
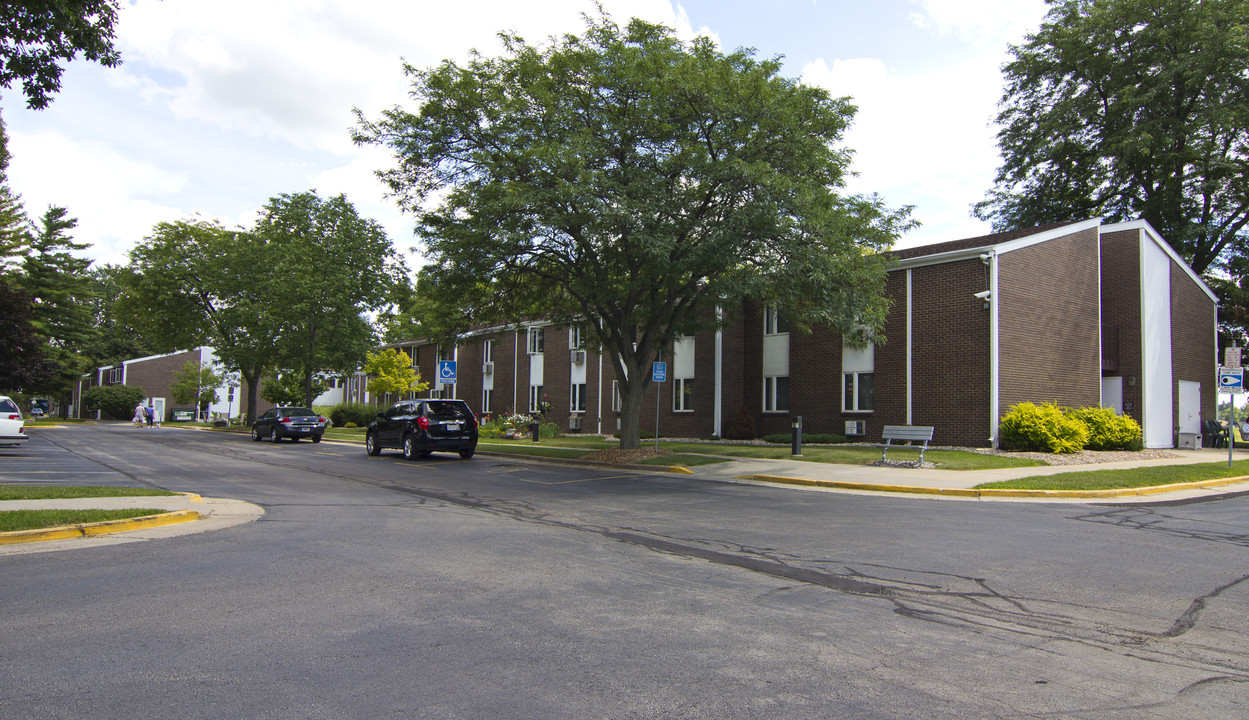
<box><xmin>881</xmin><ymin>425</ymin><xmax>935</xmax><ymax>442</ymax></box>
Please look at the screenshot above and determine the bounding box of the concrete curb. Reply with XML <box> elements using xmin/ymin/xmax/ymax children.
<box><xmin>742</xmin><ymin>473</ymin><xmax>1249</xmax><ymax>498</ymax></box>
<box><xmin>0</xmin><ymin>509</ymin><xmax>203</xmax><ymax>545</ymax></box>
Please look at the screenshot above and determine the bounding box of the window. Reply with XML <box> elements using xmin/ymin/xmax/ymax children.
<box><xmin>673</xmin><ymin>378</ymin><xmax>694</xmax><ymax>412</ymax></box>
<box><xmin>483</xmin><ymin>339</ymin><xmax>493</xmax><ymax>363</ymax></box>
<box><xmin>528</xmin><ymin>327</ymin><xmax>544</xmax><ymax>354</ymax></box>
<box><xmin>570</xmin><ymin>383</ymin><xmax>587</xmax><ymax>412</ymax></box>
<box><xmin>844</xmin><ymin>372</ymin><xmax>873</xmax><ymax>412</ymax></box>
<box><xmin>482</xmin><ymin>388</ymin><xmax>493</xmax><ymax>414</ymax></box>
<box><xmin>529</xmin><ymin>385</ymin><xmax>544</xmax><ymax>413</ymax></box>
<box><xmin>569</xmin><ymin>326</ymin><xmax>584</xmax><ymax>349</ymax></box>
<box><xmin>842</xmin><ymin>340</ymin><xmax>874</xmax><ymax>412</ymax></box>
<box><xmin>763</xmin><ymin>376</ymin><xmax>789</xmax><ymax>413</ymax></box>
<box><xmin>611</xmin><ymin>381</ymin><xmax>621</xmax><ymax>412</ymax></box>
<box><xmin>764</xmin><ymin>307</ymin><xmax>790</xmax><ymax>335</ymax></box>
<box><xmin>109</xmin><ymin>367</ymin><xmax>122</xmax><ymax>383</ymax></box>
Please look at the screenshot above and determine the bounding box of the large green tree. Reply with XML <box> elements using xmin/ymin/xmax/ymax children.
<box><xmin>975</xmin><ymin>0</ymin><xmax>1249</xmax><ymax>279</ymax></box>
<box><xmin>20</xmin><ymin>205</ymin><xmax>98</xmax><ymax>403</ymax></box>
<box><xmin>0</xmin><ymin>0</ymin><xmax>122</xmax><ymax>110</ymax></box>
<box><xmin>254</xmin><ymin>191</ymin><xmax>407</xmax><ymax>407</ymax></box>
<box><xmin>356</xmin><ymin>14</ymin><xmax>912</xmax><ymax>449</ymax></box>
<box><xmin>121</xmin><ymin>219</ymin><xmax>281</xmax><ymax>423</ymax></box>
<box><xmin>0</xmin><ymin>280</ymin><xmax>54</xmax><ymax>393</ymax></box>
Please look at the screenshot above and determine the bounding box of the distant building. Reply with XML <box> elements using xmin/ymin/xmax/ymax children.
<box><xmin>374</xmin><ymin>219</ymin><xmax>1216</xmax><ymax>449</ymax></box>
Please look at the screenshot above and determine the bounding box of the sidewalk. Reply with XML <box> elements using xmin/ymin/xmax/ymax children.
<box><xmin>679</xmin><ymin>445</ymin><xmax>1249</xmax><ymax>501</ymax></box>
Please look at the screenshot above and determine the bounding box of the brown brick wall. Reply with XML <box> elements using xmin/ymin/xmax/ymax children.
<box><xmin>1170</xmin><ymin>262</ymin><xmax>1217</xmax><ymax>429</ymax></box>
<box><xmin>123</xmin><ymin>350</ymin><xmax>201</xmax><ymax>421</ymax></box>
<box><xmin>1099</xmin><ymin>230</ymin><xmax>1144</xmax><ymax>424</ymax></box>
<box><xmin>908</xmin><ymin>260</ymin><xmax>993</xmax><ymax>447</ymax></box>
<box><xmin>997</xmin><ymin>228</ymin><xmax>1102</xmax><ymax>414</ymax></box>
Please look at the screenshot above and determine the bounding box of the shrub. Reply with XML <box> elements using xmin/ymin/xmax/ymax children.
<box><xmin>999</xmin><ymin>402</ymin><xmax>1088</xmax><ymax>453</ymax></box>
<box><xmin>724</xmin><ymin>404</ymin><xmax>757</xmax><ymax>440</ymax></box>
<box><xmin>81</xmin><ymin>384</ymin><xmax>146</xmax><ymax>421</ymax></box>
<box><xmin>328</xmin><ymin>402</ymin><xmax>377</xmax><ymax>429</ymax></box>
<box><xmin>763</xmin><ymin>432</ymin><xmax>849</xmax><ymax>444</ymax></box>
<box><xmin>1066</xmin><ymin>406</ymin><xmax>1143</xmax><ymax>451</ymax></box>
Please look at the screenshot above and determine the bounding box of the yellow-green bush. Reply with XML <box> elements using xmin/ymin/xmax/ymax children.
<box><xmin>1065</xmin><ymin>406</ymin><xmax>1143</xmax><ymax>451</ymax></box>
<box><xmin>999</xmin><ymin>402</ymin><xmax>1089</xmax><ymax>453</ymax></box>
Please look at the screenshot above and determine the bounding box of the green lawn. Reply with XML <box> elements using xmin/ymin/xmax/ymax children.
<box><xmin>0</xmin><ymin>508</ymin><xmax>166</xmax><ymax>533</ymax></box>
<box><xmin>976</xmin><ymin>460</ymin><xmax>1249</xmax><ymax>491</ymax></box>
<box><xmin>0</xmin><ymin>485</ymin><xmax>178</xmax><ymax>500</ymax></box>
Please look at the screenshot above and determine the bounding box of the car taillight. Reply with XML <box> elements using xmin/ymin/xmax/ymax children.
<box><xmin>4</xmin><ymin>414</ymin><xmax>18</xmax><ymax>420</ymax></box>
<box><xmin>467</xmin><ymin>416</ymin><xmax>478</xmax><ymax>429</ymax></box>
<box><xmin>417</xmin><ymin>416</ymin><xmax>430</xmax><ymax>430</ymax></box>
<box><xmin>280</xmin><ymin>416</ymin><xmax>291</xmax><ymax>423</ymax></box>
<box><xmin>318</xmin><ymin>416</ymin><xmax>327</xmax><ymax>424</ymax></box>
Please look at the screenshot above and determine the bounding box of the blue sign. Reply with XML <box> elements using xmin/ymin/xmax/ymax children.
<box><xmin>1219</xmin><ymin>367</ymin><xmax>1243</xmax><ymax>394</ymax></box>
<box><xmin>437</xmin><ymin>360</ymin><xmax>457</xmax><ymax>384</ymax></box>
<box><xmin>653</xmin><ymin>362</ymin><xmax>667</xmax><ymax>383</ymax></box>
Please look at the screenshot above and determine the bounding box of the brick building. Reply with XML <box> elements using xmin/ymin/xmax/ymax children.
<box><xmin>73</xmin><ymin>347</ymin><xmax>246</xmax><ymax>421</ymax></box>
<box><xmin>379</xmin><ymin>219</ymin><xmax>1217</xmax><ymax>449</ymax></box>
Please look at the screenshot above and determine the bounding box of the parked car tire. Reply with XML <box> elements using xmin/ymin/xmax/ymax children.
<box><xmin>251</xmin><ymin>427</ymin><xmax>262</xmax><ymax>441</ymax></box>
<box><xmin>459</xmin><ymin>448</ymin><xmax>475</xmax><ymax>460</ymax></box>
<box><xmin>402</xmin><ymin>433</ymin><xmax>418</xmax><ymax>460</ymax></box>
<box><xmin>271</xmin><ymin>428</ymin><xmax>282</xmax><ymax>442</ymax></box>
<box><xmin>366</xmin><ymin>432</ymin><xmax>381</xmax><ymax>456</ymax></box>
<box><xmin>311</xmin><ymin>435</ymin><xmax>321</xmax><ymax>443</ymax></box>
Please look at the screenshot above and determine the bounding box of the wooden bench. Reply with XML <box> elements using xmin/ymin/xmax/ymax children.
<box><xmin>873</xmin><ymin>425</ymin><xmax>935</xmax><ymax>464</ymax></box>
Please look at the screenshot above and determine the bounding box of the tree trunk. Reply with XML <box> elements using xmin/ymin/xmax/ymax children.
<box><xmin>616</xmin><ymin>371</ymin><xmax>651</xmax><ymax>450</ymax></box>
<box><xmin>242</xmin><ymin>368</ymin><xmax>261</xmax><ymax>423</ymax></box>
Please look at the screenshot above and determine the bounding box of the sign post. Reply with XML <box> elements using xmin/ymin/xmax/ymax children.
<box><xmin>653</xmin><ymin>361</ymin><xmax>667</xmax><ymax>453</ymax></box>
<box><xmin>1219</xmin><ymin>361</ymin><xmax>1243</xmax><ymax>467</ymax></box>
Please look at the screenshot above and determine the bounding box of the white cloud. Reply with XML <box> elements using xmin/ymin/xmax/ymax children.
<box><xmin>907</xmin><ymin>0</ymin><xmax>1048</xmax><ymax>47</ymax></box>
<box><xmin>6</xmin><ymin>130</ymin><xmax>188</xmax><ymax>265</ymax></box>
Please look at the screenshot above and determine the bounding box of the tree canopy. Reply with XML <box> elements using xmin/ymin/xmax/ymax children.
<box><xmin>356</xmin><ymin>13</ymin><xmax>912</xmax><ymax>448</ymax></box>
<box><xmin>0</xmin><ymin>0</ymin><xmax>122</xmax><ymax>110</ymax></box>
<box><xmin>976</xmin><ymin>0</ymin><xmax>1249</xmax><ymax>279</ymax></box>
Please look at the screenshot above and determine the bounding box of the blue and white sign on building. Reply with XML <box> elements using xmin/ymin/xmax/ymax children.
<box><xmin>652</xmin><ymin>362</ymin><xmax>667</xmax><ymax>383</ymax></box>
<box><xmin>1219</xmin><ymin>367</ymin><xmax>1243</xmax><ymax>394</ymax></box>
<box><xmin>438</xmin><ymin>360</ymin><xmax>457</xmax><ymax>385</ymax></box>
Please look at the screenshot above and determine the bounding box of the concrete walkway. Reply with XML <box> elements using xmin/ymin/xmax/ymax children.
<box><xmin>683</xmin><ymin>445</ymin><xmax>1249</xmax><ymax>501</ymax></box>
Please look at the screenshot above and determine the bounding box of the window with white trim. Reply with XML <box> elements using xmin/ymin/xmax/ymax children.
<box><xmin>611</xmin><ymin>381</ymin><xmax>621</xmax><ymax>412</ymax></box>
<box><xmin>527</xmin><ymin>327</ymin><xmax>544</xmax><ymax>354</ymax></box>
<box><xmin>529</xmin><ymin>384</ymin><xmax>544</xmax><ymax>413</ymax></box>
<box><xmin>764</xmin><ymin>307</ymin><xmax>790</xmax><ymax>335</ymax></box>
<box><xmin>763</xmin><ymin>376</ymin><xmax>789</xmax><ymax>412</ymax></box>
<box><xmin>109</xmin><ymin>367</ymin><xmax>122</xmax><ymax>383</ymax></box>
<box><xmin>569</xmin><ymin>326</ymin><xmax>584</xmax><ymax>349</ymax></box>
<box><xmin>482</xmin><ymin>388</ymin><xmax>493</xmax><ymax>414</ymax></box>
<box><xmin>673</xmin><ymin>378</ymin><xmax>694</xmax><ymax>412</ymax></box>
<box><xmin>842</xmin><ymin>340</ymin><xmax>874</xmax><ymax>412</ymax></box>
<box><xmin>570</xmin><ymin>383</ymin><xmax>587</xmax><ymax>412</ymax></box>
<box><xmin>483</xmin><ymin>339</ymin><xmax>493</xmax><ymax>363</ymax></box>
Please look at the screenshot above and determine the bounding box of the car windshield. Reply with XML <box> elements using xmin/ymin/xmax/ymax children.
<box><xmin>280</xmin><ymin>408</ymin><xmax>315</xmax><ymax>416</ymax></box>
<box><xmin>0</xmin><ymin>398</ymin><xmax>18</xmax><ymax>413</ymax></box>
<box><xmin>425</xmin><ymin>401</ymin><xmax>472</xmax><ymax>422</ymax></box>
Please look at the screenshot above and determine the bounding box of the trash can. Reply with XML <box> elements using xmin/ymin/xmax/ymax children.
<box><xmin>529</xmin><ymin>422</ymin><xmax>540</xmax><ymax>442</ymax></box>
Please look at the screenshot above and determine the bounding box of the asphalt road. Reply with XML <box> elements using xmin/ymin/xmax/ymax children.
<box><xmin>2</xmin><ymin>424</ymin><xmax>1248</xmax><ymax>719</ymax></box>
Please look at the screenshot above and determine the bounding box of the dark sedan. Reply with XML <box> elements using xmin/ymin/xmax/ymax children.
<box><xmin>251</xmin><ymin>407</ymin><xmax>328</xmax><ymax>443</ymax></box>
<box><xmin>366</xmin><ymin>399</ymin><xmax>478</xmax><ymax>460</ymax></box>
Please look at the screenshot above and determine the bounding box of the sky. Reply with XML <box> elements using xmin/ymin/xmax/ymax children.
<box><xmin>0</xmin><ymin>0</ymin><xmax>1051</xmax><ymax>268</ymax></box>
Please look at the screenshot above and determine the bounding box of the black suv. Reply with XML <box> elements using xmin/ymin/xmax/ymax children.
<box><xmin>366</xmin><ymin>399</ymin><xmax>479</xmax><ymax>460</ymax></box>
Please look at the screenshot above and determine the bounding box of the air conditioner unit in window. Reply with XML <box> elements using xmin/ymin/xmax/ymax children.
<box><xmin>845</xmin><ymin>420</ymin><xmax>866</xmax><ymax>437</ymax></box>
<box><xmin>482</xmin><ymin>362</ymin><xmax>494</xmax><ymax>375</ymax></box>
<box><xmin>568</xmin><ymin>415</ymin><xmax>581</xmax><ymax>430</ymax></box>
<box><xmin>571</xmin><ymin>350</ymin><xmax>586</xmax><ymax>365</ymax></box>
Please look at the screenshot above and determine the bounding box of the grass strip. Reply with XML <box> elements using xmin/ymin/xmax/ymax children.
<box><xmin>0</xmin><ymin>485</ymin><xmax>178</xmax><ymax>500</ymax></box>
<box><xmin>0</xmin><ymin>509</ymin><xmax>166</xmax><ymax>532</ymax></box>
<box><xmin>976</xmin><ymin>460</ymin><xmax>1249</xmax><ymax>491</ymax></box>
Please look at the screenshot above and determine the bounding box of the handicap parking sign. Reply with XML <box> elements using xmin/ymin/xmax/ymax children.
<box><xmin>438</xmin><ymin>360</ymin><xmax>457</xmax><ymax>384</ymax></box>
<box><xmin>653</xmin><ymin>362</ymin><xmax>667</xmax><ymax>383</ymax></box>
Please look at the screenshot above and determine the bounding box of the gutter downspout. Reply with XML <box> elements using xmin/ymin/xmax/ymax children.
<box><xmin>906</xmin><ymin>270</ymin><xmax>913</xmax><ymax>425</ymax></box>
<box><xmin>987</xmin><ymin>250</ymin><xmax>1000</xmax><ymax>447</ymax></box>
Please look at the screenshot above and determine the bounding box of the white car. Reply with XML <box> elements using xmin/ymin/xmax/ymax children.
<box><xmin>0</xmin><ymin>395</ymin><xmax>29</xmax><ymax>447</ymax></box>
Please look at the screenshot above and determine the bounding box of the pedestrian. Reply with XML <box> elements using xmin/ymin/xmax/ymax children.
<box><xmin>133</xmin><ymin>402</ymin><xmax>146</xmax><ymax>428</ymax></box>
<box><xmin>144</xmin><ymin>403</ymin><xmax>154</xmax><ymax>428</ymax></box>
